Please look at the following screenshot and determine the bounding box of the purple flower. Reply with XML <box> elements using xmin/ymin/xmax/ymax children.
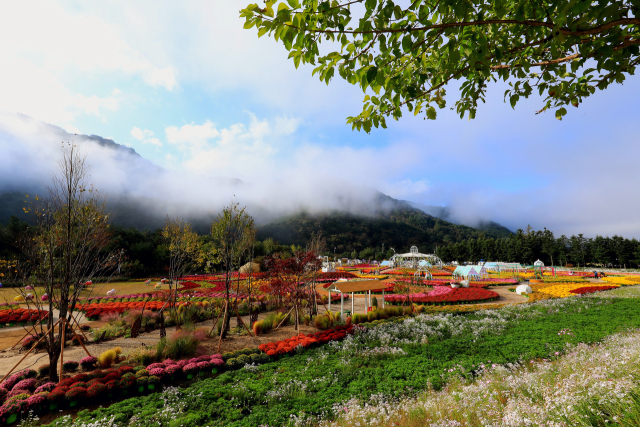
<box><xmin>146</xmin><ymin>363</ymin><xmax>165</xmax><ymax>371</ymax></box>
<box><xmin>165</xmin><ymin>365</ymin><xmax>181</xmax><ymax>376</ymax></box>
<box><xmin>211</xmin><ymin>358</ymin><xmax>225</xmax><ymax>367</ymax></box>
<box><xmin>35</xmin><ymin>383</ymin><xmax>56</xmax><ymax>394</ymax></box>
<box><xmin>26</xmin><ymin>393</ymin><xmax>47</xmax><ymax>408</ymax></box>
<box><xmin>148</xmin><ymin>368</ymin><xmax>166</xmax><ymax>377</ymax></box>
<box><xmin>12</xmin><ymin>378</ymin><xmax>37</xmax><ymax>393</ymax></box>
<box><xmin>182</xmin><ymin>363</ymin><xmax>199</xmax><ymax>374</ymax></box>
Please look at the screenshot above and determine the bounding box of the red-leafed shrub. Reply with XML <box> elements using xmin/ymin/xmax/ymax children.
<box><xmin>65</xmin><ymin>387</ymin><xmax>87</xmax><ymax>401</ymax></box>
<box><xmin>104</xmin><ymin>380</ymin><xmax>120</xmax><ymax>392</ymax></box>
<box><xmin>103</xmin><ymin>372</ymin><xmax>121</xmax><ymax>382</ymax></box>
<box><xmin>259</xmin><ymin>325</ymin><xmax>353</xmax><ymax>357</ymax></box>
<box><xmin>87</xmin><ymin>383</ymin><xmax>106</xmax><ymax>398</ymax></box>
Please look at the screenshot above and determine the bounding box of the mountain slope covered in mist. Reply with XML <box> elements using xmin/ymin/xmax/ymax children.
<box><xmin>256</xmin><ymin>199</ymin><xmax>511</xmax><ymax>255</ymax></box>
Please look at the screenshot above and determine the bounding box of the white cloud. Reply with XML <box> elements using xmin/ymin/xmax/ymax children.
<box><xmin>165</xmin><ymin>120</ymin><xmax>220</xmax><ymax>152</ymax></box>
<box><xmin>62</xmin><ymin>124</ymin><xmax>82</xmax><ymax>135</ymax></box>
<box><xmin>131</xmin><ymin>127</ymin><xmax>162</xmax><ymax>146</ymax></box>
<box><xmin>131</xmin><ymin>127</ymin><xmax>154</xmax><ymax>140</ymax></box>
<box><xmin>143</xmin><ymin>67</ymin><xmax>178</xmax><ymax>91</ymax></box>
<box><xmin>0</xmin><ymin>1</ymin><xmax>176</xmax><ymax>125</ymax></box>
<box><xmin>143</xmin><ymin>138</ymin><xmax>162</xmax><ymax>147</ymax></box>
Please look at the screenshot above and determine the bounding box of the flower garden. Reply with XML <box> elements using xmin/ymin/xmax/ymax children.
<box><xmin>2</xmin><ymin>267</ymin><xmax>640</xmax><ymax>426</ymax></box>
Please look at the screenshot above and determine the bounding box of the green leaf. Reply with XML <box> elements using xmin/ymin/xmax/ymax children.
<box><xmin>555</xmin><ymin>107</ymin><xmax>567</xmax><ymax>120</ymax></box>
<box><xmin>286</xmin><ymin>0</ymin><xmax>300</xmax><ymax>8</ymax></box>
<box><xmin>426</xmin><ymin>106</ymin><xmax>437</xmax><ymax>120</ymax></box>
<box><xmin>402</xmin><ymin>36</ymin><xmax>412</xmax><ymax>52</ymax></box>
<box><xmin>243</xmin><ymin>20</ymin><xmax>255</xmax><ymax>30</ymax></box>
<box><xmin>257</xmin><ymin>27</ymin><xmax>268</xmax><ymax>38</ymax></box>
<box><xmin>278</xmin><ymin>2</ymin><xmax>289</xmax><ymax>12</ymax></box>
<box><xmin>366</xmin><ymin>67</ymin><xmax>378</xmax><ymax>84</ymax></box>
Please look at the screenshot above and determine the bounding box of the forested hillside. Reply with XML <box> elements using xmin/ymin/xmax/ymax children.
<box><xmin>256</xmin><ymin>206</ymin><xmax>510</xmax><ymax>258</ymax></box>
<box><xmin>437</xmin><ymin>227</ymin><xmax>640</xmax><ymax>268</ymax></box>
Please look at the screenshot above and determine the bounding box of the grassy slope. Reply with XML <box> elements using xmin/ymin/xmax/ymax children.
<box><xmin>52</xmin><ymin>296</ymin><xmax>640</xmax><ymax>427</ymax></box>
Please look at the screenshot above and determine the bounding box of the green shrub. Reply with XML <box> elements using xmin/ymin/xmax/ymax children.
<box><xmin>162</xmin><ymin>330</ymin><xmax>199</xmax><ymax>360</ymax></box>
<box><xmin>372</xmin><ymin>296</ymin><xmax>378</xmax><ymax>308</ymax></box>
<box><xmin>237</xmin><ymin>355</ymin><xmax>249</xmax><ymax>365</ymax></box>
<box><xmin>374</xmin><ymin>309</ymin><xmax>388</xmax><ymax>319</ymax></box>
<box><xmin>222</xmin><ymin>352</ymin><xmax>234</xmax><ymax>362</ymax></box>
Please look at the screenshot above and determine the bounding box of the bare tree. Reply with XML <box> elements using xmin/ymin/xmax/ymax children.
<box><xmin>306</xmin><ymin>230</ymin><xmax>326</xmax><ymax>316</ymax></box>
<box><xmin>10</xmin><ymin>142</ymin><xmax>118</xmax><ymax>382</ymax></box>
<box><xmin>160</xmin><ymin>216</ymin><xmax>200</xmax><ymax>324</ymax></box>
<box><xmin>210</xmin><ymin>201</ymin><xmax>255</xmax><ymax>339</ymax></box>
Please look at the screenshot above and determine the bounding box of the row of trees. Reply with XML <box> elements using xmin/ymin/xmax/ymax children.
<box><xmin>436</xmin><ymin>226</ymin><xmax>640</xmax><ymax>268</ymax></box>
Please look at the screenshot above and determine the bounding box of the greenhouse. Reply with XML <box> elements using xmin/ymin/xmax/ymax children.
<box><xmin>390</xmin><ymin>246</ymin><xmax>443</xmax><ymax>268</ymax></box>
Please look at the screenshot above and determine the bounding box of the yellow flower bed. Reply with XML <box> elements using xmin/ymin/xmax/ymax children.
<box><xmin>603</xmin><ymin>276</ymin><xmax>640</xmax><ymax>286</ymax></box>
<box><xmin>355</xmin><ymin>274</ymin><xmax>389</xmax><ymax>280</ymax></box>
<box><xmin>537</xmin><ymin>283</ymin><xmax>620</xmax><ymax>298</ymax></box>
<box><xmin>542</xmin><ymin>277</ymin><xmax>587</xmax><ymax>283</ymax></box>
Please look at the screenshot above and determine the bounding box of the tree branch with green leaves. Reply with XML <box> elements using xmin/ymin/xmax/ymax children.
<box><xmin>241</xmin><ymin>0</ymin><xmax>640</xmax><ymax>130</ymax></box>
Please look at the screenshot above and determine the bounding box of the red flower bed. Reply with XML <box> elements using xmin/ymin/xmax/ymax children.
<box><xmin>317</xmin><ymin>272</ymin><xmax>358</xmax><ymax>281</ymax></box>
<box><xmin>431</xmin><ymin>269</ymin><xmax>452</xmax><ymax>276</ymax></box>
<box><xmin>569</xmin><ymin>285</ymin><xmax>619</xmax><ymax>294</ymax></box>
<box><xmin>203</xmin><ymin>281</ymin><xmax>226</xmax><ymax>292</ymax></box>
<box><xmin>0</xmin><ymin>308</ymin><xmax>48</xmax><ymax>324</ymax></box>
<box><xmin>386</xmin><ymin>288</ymin><xmax>499</xmax><ymax>305</ymax></box>
<box><xmin>78</xmin><ymin>301</ymin><xmax>165</xmax><ymax>318</ymax></box>
<box><xmin>258</xmin><ymin>325</ymin><xmax>353</xmax><ymax>357</ymax></box>
<box><xmin>178</xmin><ymin>281</ymin><xmax>200</xmax><ymax>290</ymax></box>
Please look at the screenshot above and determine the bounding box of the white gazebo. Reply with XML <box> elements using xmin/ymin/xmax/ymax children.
<box><xmin>324</xmin><ymin>279</ymin><xmax>387</xmax><ymax>319</ymax></box>
<box><xmin>390</xmin><ymin>246</ymin><xmax>443</xmax><ymax>268</ymax></box>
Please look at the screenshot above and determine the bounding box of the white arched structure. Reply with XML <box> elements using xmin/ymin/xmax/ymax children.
<box><xmin>391</xmin><ymin>246</ymin><xmax>443</xmax><ymax>268</ymax></box>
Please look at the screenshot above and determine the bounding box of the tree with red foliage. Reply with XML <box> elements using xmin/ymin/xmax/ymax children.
<box><xmin>264</xmin><ymin>250</ymin><xmax>322</xmax><ymax>331</ymax></box>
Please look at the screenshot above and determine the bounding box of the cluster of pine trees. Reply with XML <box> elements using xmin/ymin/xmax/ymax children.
<box><xmin>436</xmin><ymin>226</ymin><xmax>640</xmax><ymax>268</ymax></box>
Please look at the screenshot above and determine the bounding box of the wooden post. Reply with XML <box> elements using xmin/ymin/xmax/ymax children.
<box><xmin>351</xmin><ymin>292</ymin><xmax>354</xmax><ymax>315</ymax></box>
<box><xmin>275</xmin><ymin>306</ymin><xmax>295</xmax><ymax>330</ymax></box>
<box><xmin>340</xmin><ymin>293</ymin><xmax>344</xmax><ymax>320</ymax></box>
<box><xmin>8</xmin><ymin>324</ymin><xmax>41</xmax><ymax>351</ymax></box>
<box><xmin>0</xmin><ymin>319</ymin><xmax>61</xmax><ymax>386</ymax></box>
<box><xmin>232</xmin><ymin>306</ymin><xmax>259</xmax><ymax>345</ymax></box>
<box><xmin>364</xmin><ymin>290</ymin><xmax>368</xmax><ymax>313</ymax></box>
<box><xmin>63</xmin><ymin>319</ymin><xmax>92</xmax><ymax>358</ymax></box>
<box><xmin>382</xmin><ymin>289</ymin><xmax>385</xmax><ymax>309</ymax></box>
<box><xmin>328</xmin><ymin>290</ymin><xmax>331</xmax><ymax>312</ymax></box>
<box><xmin>217</xmin><ymin>301</ymin><xmax>229</xmax><ymax>353</ymax></box>
<box><xmin>59</xmin><ymin>319</ymin><xmax>66</xmax><ymax>382</ymax></box>
<box><xmin>209</xmin><ymin>304</ymin><xmax>225</xmax><ymax>336</ymax></box>
<box><xmin>70</xmin><ymin>313</ymin><xmax>88</xmax><ymax>341</ymax></box>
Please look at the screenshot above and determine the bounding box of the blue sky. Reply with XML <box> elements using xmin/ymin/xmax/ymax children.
<box><xmin>1</xmin><ymin>0</ymin><xmax>639</xmax><ymax>237</ymax></box>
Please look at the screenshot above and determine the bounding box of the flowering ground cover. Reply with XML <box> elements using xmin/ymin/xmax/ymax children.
<box><xmin>45</xmin><ymin>294</ymin><xmax>640</xmax><ymax>427</ymax></box>
<box><xmin>321</xmin><ymin>328</ymin><xmax>640</xmax><ymax>427</ymax></box>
